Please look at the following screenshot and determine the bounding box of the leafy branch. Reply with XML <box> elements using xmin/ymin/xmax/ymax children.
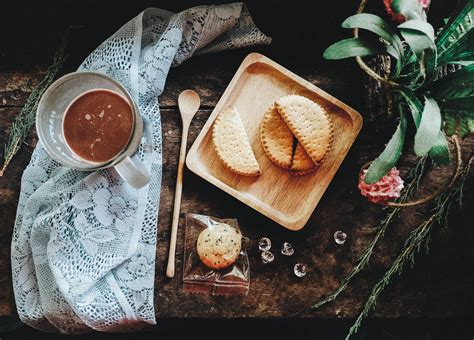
<box><xmin>311</xmin><ymin>152</ymin><xmax>471</xmax><ymax>340</ymax></box>
<box><xmin>323</xmin><ymin>0</ymin><xmax>474</xmax><ymax>183</ymax></box>
<box><xmin>312</xmin><ymin>156</ymin><xmax>428</xmax><ymax>309</ymax></box>
<box><xmin>345</xmin><ymin>154</ymin><xmax>472</xmax><ymax>339</ymax></box>
<box><xmin>0</xmin><ymin>35</ymin><xmax>67</xmax><ymax>176</ymax></box>
<box><xmin>313</xmin><ymin>2</ymin><xmax>473</xmax><ymax>338</ymax></box>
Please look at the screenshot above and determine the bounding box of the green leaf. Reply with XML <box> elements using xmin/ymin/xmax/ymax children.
<box><xmin>414</xmin><ymin>97</ymin><xmax>442</xmax><ymax>157</ymax></box>
<box><xmin>399</xmin><ymin>20</ymin><xmax>435</xmax><ymax>41</ymax></box>
<box><xmin>460</xmin><ymin>113</ymin><xmax>474</xmax><ymax>137</ymax></box>
<box><xmin>365</xmin><ymin>111</ymin><xmax>407</xmax><ymax>184</ymax></box>
<box><xmin>444</xmin><ymin>113</ymin><xmax>457</xmax><ymax>136</ymax></box>
<box><xmin>342</xmin><ymin>14</ymin><xmax>404</xmax><ymax>54</ymax></box>
<box><xmin>438</xmin><ymin>30</ymin><xmax>474</xmax><ymax>65</ymax></box>
<box><xmin>426</xmin><ymin>64</ymin><xmax>474</xmax><ymax>100</ymax></box>
<box><xmin>436</xmin><ymin>1</ymin><xmax>474</xmax><ymax>64</ymax></box>
<box><xmin>392</xmin><ymin>0</ymin><xmax>424</xmax><ymax>21</ymax></box>
<box><xmin>396</xmin><ymin>90</ymin><xmax>450</xmax><ymax>164</ymax></box>
<box><xmin>447</xmin><ymin>61</ymin><xmax>474</xmax><ymax>66</ymax></box>
<box><xmin>399</xmin><ymin>20</ymin><xmax>437</xmax><ymax>82</ymax></box>
<box><xmin>342</xmin><ymin>13</ymin><xmax>403</xmax><ymax>77</ymax></box>
<box><xmin>323</xmin><ymin>38</ymin><xmax>390</xmax><ymax>60</ymax></box>
<box><xmin>428</xmin><ymin>131</ymin><xmax>450</xmax><ymax>165</ymax></box>
<box><xmin>441</xmin><ymin>96</ymin><xmax>474</xmax><ymax>111</ymax></box>
<box><xmin>443</xmin><ymin>109</ymin><xmax>474</xmax><ymax>138</ymax></box>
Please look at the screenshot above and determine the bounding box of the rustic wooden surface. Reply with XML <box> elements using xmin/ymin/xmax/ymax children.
<box><xmin>0</xmin><ymin>0</ymin><xmax>472</xmax><ymax>324</ymax></box>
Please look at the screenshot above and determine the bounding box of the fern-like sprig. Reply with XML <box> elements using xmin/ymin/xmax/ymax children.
<box><xmin>0</xmin><ymin>36</ymin><xmax>67</xmax><ymax>176</ymax></box>
<box><xmin>345</xmin><ymin>156</ymin><xmax>472</xmax><ymax>339</ymax></box>
<box><xmin>312</xmin><ymin>157</ymin><xmax>428</xmax><ymax>309</ymax></box>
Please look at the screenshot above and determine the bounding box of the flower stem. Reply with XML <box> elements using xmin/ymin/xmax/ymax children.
<box><xmin>345</xmin><ymin>156</ymin><xmax>472</xmax><ymax>339</ymax></box>
<box><xmin>312</xmin><ymin>157</ymin><xmax>427</xmax><ymax>309</ymax></box>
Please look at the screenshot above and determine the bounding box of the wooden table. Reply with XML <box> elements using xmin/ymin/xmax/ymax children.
<box><xmin>0</xmin><ymin>0</ymin><xmax>472</xmax><ymax>325</ymax></box>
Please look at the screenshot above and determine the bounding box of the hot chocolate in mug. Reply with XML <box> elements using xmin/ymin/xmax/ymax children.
<box><xmin>36</xmin><ymin>71</ymin><xmax>150</xmax><ymax>189</ymax></box>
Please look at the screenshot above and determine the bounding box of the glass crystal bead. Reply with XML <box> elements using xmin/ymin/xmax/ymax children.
<box><xmin>258</xmin><ymin>237</ymin><xmax>272</xmax><ymax>251</ymax></box>
<box><xmin>261</xmin><ymin>250</ymin><xmax>275</xmax><ymax>264</ymax></box>
<box><xmin>293</xmin><ymin>263</ymin><xmax>307</xmax><ymax>277</ymax></box>
<box><xmin>334</xmin><ymin>230</ymin><xmax>347</xmax><ymax>245</ymax></box>
<box><xmin>280</xmin><ymin>242</ymin><xmax>294</xmax><ymax>256</ymax></box>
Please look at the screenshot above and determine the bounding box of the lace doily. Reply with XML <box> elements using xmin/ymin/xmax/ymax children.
<box><xmin>11</xmin><ymin>3</ymin><xmax>270</xmax><ymax>333</ymax></box>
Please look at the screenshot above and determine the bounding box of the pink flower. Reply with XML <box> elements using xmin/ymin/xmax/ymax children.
<box><xmin>358</xmin><ymin>167</ymin><xmax>404</xmax><ymax>205</ymax></box>
<box><xmin>383</xmin><ymin>0</ymin><xmax>430</xmax><ymax>23</ymax></box>
<box><xmin>418</xmin><ymin>0</ymin><xmax>430</xmax><ymax>9</ymax></box>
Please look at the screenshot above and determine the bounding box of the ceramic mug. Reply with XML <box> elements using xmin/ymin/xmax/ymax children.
<box><xmin>36</xmin><ymin>71</ymin><xmax>150</xmax><ymax>189</ymax></box>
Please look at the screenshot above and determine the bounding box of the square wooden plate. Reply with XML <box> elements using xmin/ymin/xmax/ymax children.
<box><xmin>186</xmin><ymin>53</ymin><xmax>363</xmax><ymax>230</ymax></box>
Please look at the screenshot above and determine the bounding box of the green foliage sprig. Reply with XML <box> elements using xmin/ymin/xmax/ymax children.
<box><xmin>312</xmin><ymin>156</ymin><xmax>428</xmax><ymax>310</ymax></box>
<box><xmin>312</xmin><ymin>149</ymin><xmax>471</xmax><ymax>339</ymax></box>
<box><xmin>317</xmin><ymin>3</ymin><xmax>473</xmax><ymax>336</ymax></box>
<box><xmin>324</xmin><ymin>0</ymin><xmax>474</xmax><ymax>183</ymax></box>
<box><xmin>0</xmin><ymin>36</ymin><xmax>67</xmax><ymax>176</ymax></box>
<box><xmin>345</xmin><ymin>154</ymin><xmax>471</xmax><ymax>339</ymax></box>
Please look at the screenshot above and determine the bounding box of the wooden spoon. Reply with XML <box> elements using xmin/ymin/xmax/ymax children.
<box><xmin>166</xmin><ymin>90</ymin><xmax>201</xmax><ymax>278</ymax></box>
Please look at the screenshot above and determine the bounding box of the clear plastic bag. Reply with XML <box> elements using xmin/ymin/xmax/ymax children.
<box><xmin>183</xmin><ymin>213</ymin><xmax>250</xmax><ymax>296</ymax></box>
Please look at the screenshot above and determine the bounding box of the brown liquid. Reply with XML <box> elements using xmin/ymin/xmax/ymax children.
<box><xmin>63</xmin><ymin>89</ymin><xmax>133</xmax><ymax>163</ymax></box>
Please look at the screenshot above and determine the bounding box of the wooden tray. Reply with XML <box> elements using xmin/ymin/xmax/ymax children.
<box><xmin>186</xmin><ymin>53</ymin><xmax>363</xmax><ymax>230</ymax></box>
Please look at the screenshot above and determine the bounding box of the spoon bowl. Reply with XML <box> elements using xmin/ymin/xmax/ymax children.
<box><xmin>178</xmin><ymin>90</ymin><xmax>201</xmax><ymax>123</ymax></box>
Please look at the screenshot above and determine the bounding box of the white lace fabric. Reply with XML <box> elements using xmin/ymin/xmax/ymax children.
<box><xmin>11</xmin><ymin>4</ymin><xmax>270</xmax><ymax>333</ymax></box>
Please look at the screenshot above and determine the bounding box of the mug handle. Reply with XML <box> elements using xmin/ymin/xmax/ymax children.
<box><xmin>114</xmin><ymin>155</ymin><xmax>150</xmax><ymax>189</ymax></box>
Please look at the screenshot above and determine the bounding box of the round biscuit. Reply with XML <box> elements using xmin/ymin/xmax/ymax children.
<box><xmin>196</xmin><ymin>222</ymin><xmax>242</xmax><ymax>269</ymax></box>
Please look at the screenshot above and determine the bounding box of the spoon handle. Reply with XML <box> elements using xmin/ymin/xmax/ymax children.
<box><xmin>166</xmin><ymin>123</ymin><xmax>189</xmax><ymax>278</ymax></box>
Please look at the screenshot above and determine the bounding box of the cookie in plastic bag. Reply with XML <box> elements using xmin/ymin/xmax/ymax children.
<box><xmin>183</xmin><ymin>213</ymin><xmax>250</xmax><ymax>296</ymax></box>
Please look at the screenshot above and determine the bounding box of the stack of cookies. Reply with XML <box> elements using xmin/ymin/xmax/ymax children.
<box><xmin>260</xmin><ymin>95</ymin><xmax>333</xmax><ymax>175</ymax></box>
<box><xmin>211</xmin><ymin>95</ymin><xmax>333</xmax><ymax>176</ymax></box>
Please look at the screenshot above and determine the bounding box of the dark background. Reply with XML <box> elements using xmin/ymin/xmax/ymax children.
<box><xmin>0</xmin><ymin>0</ymin><xmax>457</xmax><ymax>68</ymax></box>
<box><xmin>0</xmin><ymin>1</ymin><xmax>471</xmax><ymax>339</ymax></box>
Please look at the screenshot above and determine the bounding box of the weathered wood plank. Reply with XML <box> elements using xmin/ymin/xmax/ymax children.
<box><xmin>154</xmin><ymin>108</ymin><xmax>474</xmax><ymax>319</ymax></box>
<box><xmin>0</xmin><ymin>50</ymin><xmax>472</xmax><ymax>320</ymax></box>
<box><xmin>0</xmin><ymin>55</ymin><xmax>364</xmax><ymax>110</ymax></box>
<box><xmin>1</xmin><ymin>102</ymin><xmax>471</xmax><ymax>318</ymax></box>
